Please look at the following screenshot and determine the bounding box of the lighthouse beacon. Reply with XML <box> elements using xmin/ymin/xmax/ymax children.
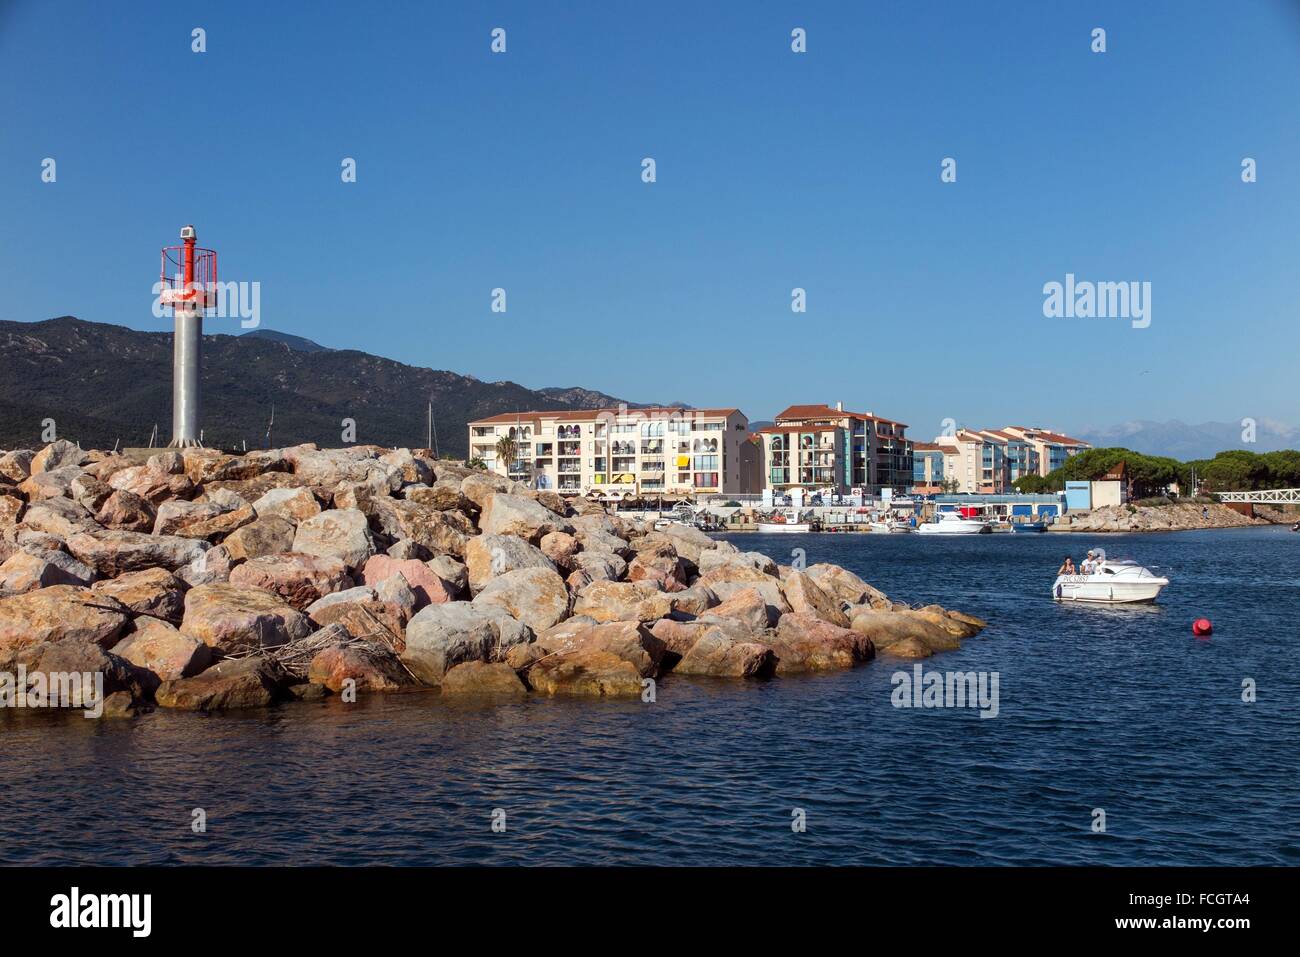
<box><xmin>159</xmin><ymin>225</ymin><xmax>217</xmax><ymax>447</ymax></box>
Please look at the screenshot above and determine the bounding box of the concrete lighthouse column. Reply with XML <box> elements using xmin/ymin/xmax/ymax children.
<box><xmin>172</xmin><ymin>302</ymin><xmax>202</xmax><ymax>446</ymax></box>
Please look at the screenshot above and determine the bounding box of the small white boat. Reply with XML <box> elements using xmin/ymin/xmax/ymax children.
<box><xmin>916</xmin><ymin>511</ymin><xmax>991</xmax><ymax>535</ymax></box>
<box><xmin>1052</xmin><ymin>550</ymin><xmax>1169</xmax><ymax>604</ymax></box>
<box><xmin>756</xmin><ymin>510</ymin><xmax>812</xmax><ymax>533</ymax></box>
<box><xmin>869</xmin><ymin>519</ymin><xmax>913</xmax><ymax>534</ymax></box>
<box><xmin>756</xmin><ymin>520</ymin><xmax>812</xmax><ymax>533</ymax></box>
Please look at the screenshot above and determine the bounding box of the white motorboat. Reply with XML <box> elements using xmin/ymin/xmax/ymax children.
<box><xmin>1052</xmin><ymin>550</ymin><xmax>1169</xmax><ymax>604</ymax></box>
<box><xmin>916</xmin><ymin>511</ymin><xmax>991</xmax><ymax>535</ymax></box>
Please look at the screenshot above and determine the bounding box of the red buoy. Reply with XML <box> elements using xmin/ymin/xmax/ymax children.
<box><xmin>1192</xmin><ymin>618</ymin><xmax>1213</xmax><ymax>637</ymax></box>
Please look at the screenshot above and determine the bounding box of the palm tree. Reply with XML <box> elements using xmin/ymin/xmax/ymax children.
<box><xmin>494</xmin><ymin>435</ymin><xmax>517</xmax><ymax>475</ymax></box>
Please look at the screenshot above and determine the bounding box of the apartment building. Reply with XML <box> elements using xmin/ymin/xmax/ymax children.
<box><xmin>759</xmin><ymin>402</ymin><xmax>913</xmax><ymax>497</ymax></box>
<box><xmin>467</xmin><ymin>406</ymin><xmax>758</xmax><ymax>498</ymax></box>
<box><xmin>911</xmin><ymin>441</ymin><xmax>949</xmax><ymax>494</ymax></box>
<box><xmin>930</xmin><ymin>427</ymin><xmax>1089</xmax><ymax>492</ymax></box>
<box><xmin>1000</xmin><ymin>426</ymin><xmax>1090</xmax><ymax>476</ymax></box>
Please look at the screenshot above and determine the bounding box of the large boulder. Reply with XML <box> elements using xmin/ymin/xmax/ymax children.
<box><xmin>107</xmin><ymin>463</ymin><xmax>195</xmax><ymax>505</ymax></box>
<box><xmin>179</xmin><ymin>583</ymin><xmax>312</xmax><ymax>654</ymax></box>
<box><xmin>478</xmin><ymin>492</ymin><xmax>570</xmax><ymax>542</ymax></box>
<box><xmin>252</xmin><ymin>487</ymin><xmax>321</xmax><ymax>524</ymax></box>
<box><xmin>405</xmin><ymin>480</ymin><xmax>470</xmax><ymax>513</ymax></box>
<box><xmin>848</xmin><ymin>608</ymin><xmax>965</xmax><ymax>654</ymax></box>
<box><xmin>527</xmin><ymin>651</ymin><xmax>644</xmax><ymax>697</ymax></box>
<box><xmin>112</xmin><ymin>618</ymin><xmax>213</xmax><ymax>680</ymax></box>
<box><xmin>18</xmin><ymin>498</ymin><xmax>97</xmax><ymax>538</ymax></box>
<box><xmin>769</xmin><ymin>613</ymin><xmax>874</xmax><ymax>672</ymax></box>
<box><xmin>0</xmin><ymin>549</ymin><xmax>95</xmax><ymax>592</ymax></box>
<box><xmin>534</xmin><ymin>619</ymin><xmax>666</xmax><ymax>678</ymax></box>
<box><xmin>440</xmin><ymin>660</ymin><xmax>527</xmax><ymax>698</ymax></box>
<box><xmin>0</xmin><ymin>493</ymin><xmax>23</xmax><ymax>529</ymax></box>
<box><xmin>698</xmin><ymin>549</ymin><xmax>777</xmax><ymax>578</ymax></box>
<box><xmin>222</xmin><ymin>515</ymin><xmax>297</xmax><ymax>561</ymax></box>
<box><xmin>806</xmin><ymin>563</ymin><xmax>889</xmax><ymax>608</ymax></box>
<box><xmin>153</xmin><ymin>497</ymin><xmax>255</xmax><ymax>540</ymax></box>
<box><xmin>359</xmin><ymin>554</ymin><xmax>454</xmax><ymax>608</ymax></box>
<box><xmin>538</xmin><ymin>530</ymin><xmax>579</xmax><ymax>571</ymax></box>
<box><xmin>365</xmin><ymin>498</ymin><xmax>471</xmax><ymax>558</ymax></box>
<box><xmin>19</xmin><ymin>468</ymin><xmax>80</xmax><ymax>502</ymax></box>
<box><xmin>573</xmin><ymin>580</ymin><xmax>673</xmax><ymax>623</ymax></box>
<box><xmin>307</xmin><ymin>641</ymin><xmax>415</xmax><ymax>693</ymax></box>
<box><xmin>155</xmin><ymin>656</ymin><xmax>285</xmax><ymax>711</ymax></box>
<box><xmin>31</xmin><ymin>439</ymin><xmax>87</xmax><ymax>474</ymax></box>
<box><xmin>473</xmin><ymin>566</ymin><xmax>570</xmax><ymax>632</ymax></box>
<box><xmin>667</xmin><ymin>583</ymin><xmax>719</xmax><ymax>618</ymax></box>
<box><xmin>91</xmin><ymin>568</ymin><xmax>186</xmax><ymax>623</ymax></box>
<box><xmin>627</xmin><ymin>545</ymin><xmax>689</xmax><ymax>592</ymax></box>
<box><xmin>572</xmin><ymin>550</ymin><xmax>627</xmax><ymax>582</ymax></box>
<box><xmin>292</xmin><ymin>508</ymin><xmax>376</xmax><ymax>569</ymax></box>
<box><xmin>702</xmin><ymin>586</ymin><xmax>772</xmax><ymax>631</ymax></box>
<box><xmin>95</xmin><ymin>490</ymin><xmax>155</xmax><ymax>532</ymax></box>
<box><xmin>675</xmin><ymin>622</ymin><xmax>777</xmax><ymax>678</ymax></box>
<box><xmin>428</xmin><ymin>555</ymin><xmax>468</xmax><ymax>595</ymax></box>
<box><xmin>0</xmin><ymin>450</ymin><xmax>34</xmax><ymax>483</ymax></box>
<box><xmin>0</xmin><ymin>586</ymin><xmax>131</xmax><ymax>652</ymax></box>
<box><xmin>307</xmin><ymin>599</ymin><xmax>405</xmax><ymax>650</ymax></box>
<box><xmin>464</xmin><ymin>534</ymin><xmax>556</xmax><ymax>594</ymax></box>
<box><xmin>647</xmin><ymin>523</ymin><xmax>715</xmax><ymax>562</ymax></box>
<box><xmin>65</xmin><ymin>529</ymin><xmax>209</xmax><ymax>576</ymax></box>
<box><xmin>1</xmin><ymin>637</ymin><xmax>152</xmax><ymax>706</ymax></box>
<box><xmin>228</xmin><ymin>552</ymin><xmax>354</xmax><ymax>610</ymax></box>
<box><xmin>401</xmin><ymin>602</ymin><xmax>531</xmax><ymax>686</ymax></box>
<box><xmin>781</xmin><ymin>571</ymin><xmax>850</xmax><ymax>627</ymax></box>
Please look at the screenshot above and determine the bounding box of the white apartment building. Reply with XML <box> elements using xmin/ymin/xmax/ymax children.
<box><xmin>467</xmin><ymin>406</ymin><xmax>760</xmax><ymax>499</ymax></box>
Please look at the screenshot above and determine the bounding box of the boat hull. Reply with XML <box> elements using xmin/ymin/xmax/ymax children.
<box><xmin>756</xmin><ymin>523</ymin><xmax>812</xmax><ymax>533</ymax></box>
<box><xmin>917</xmin><ymin>523</ymin><xmax>988</xmax><ymax>535</ymax></box>
<box><xmin>1052</xmin><ymin>575</ymin><xmax>1168</xmax><ymax>604</ymax></box>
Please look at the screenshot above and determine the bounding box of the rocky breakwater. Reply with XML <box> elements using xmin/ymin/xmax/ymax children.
<box><xmin>1058</xmin><ymin>502</ymin><xmax>1272</xmax><ymax>533</ymax></box>
<box><xmin>0</xmin><ymin>440</ymin><xmax>988</xmax><ymax>714</ymax></box>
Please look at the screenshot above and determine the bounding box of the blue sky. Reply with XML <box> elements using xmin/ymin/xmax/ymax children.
<box><xmin>2</xmin><ymin>0</ymin><xmax>1298</xmax><ymax>438</ymax></box>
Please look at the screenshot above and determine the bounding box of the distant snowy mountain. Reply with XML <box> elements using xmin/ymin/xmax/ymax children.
<box><xmin>1076</xmin><ymin>419</ymin><xmax>1300</xmax><ymax>460</ymax></box>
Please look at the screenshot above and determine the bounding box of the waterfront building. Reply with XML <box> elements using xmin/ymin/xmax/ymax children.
<box><xmin>1000</xmin><ymin>426</ymin><xmax>1090</xmax><ymax>476</ymax></box>
<box><xmin>929</xmin><ymin>426</ymin><xmax>1089</xmax><ymax>492</ymax></box>
<box><xmin>759</xmin><ymin>402</ymin><xmax>913</xmax><ymax>497</ymax></box>
<box><xmin>467</xmin><ymin>406</ymin><xmax>758</xmax><ymax>499</ymax></box>
<box><xmin>911</xmin><ymin>441</ymin><xmax>949</xmax><ymax>494</ymax></box>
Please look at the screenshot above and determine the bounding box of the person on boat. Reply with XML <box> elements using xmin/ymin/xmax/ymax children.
<box><xmin>1057</xmin><ymin>557</ymin><xmax>1076</xmax><ymax>576</ymax></box>
<box><xmin>1081</xmin><ymin>550</ymin><xmax>1097</xmax><ymax>574</ymax></box>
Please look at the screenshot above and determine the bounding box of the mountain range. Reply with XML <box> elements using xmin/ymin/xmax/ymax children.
<box><xmin>1074</xmin><ymin>419</ymin><xmax>1300</xmax><ymax>461</ymax></box>
<box><xmin>0</xmin><ymin>317</ymin><xmax>643</xmax><ymax>458</ymax></box>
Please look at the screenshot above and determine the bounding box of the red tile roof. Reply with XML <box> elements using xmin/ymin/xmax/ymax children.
<box><xmin>469</xmin><ymin>406</ymin><xmax>740</xmax><ymax>426</ymax></box>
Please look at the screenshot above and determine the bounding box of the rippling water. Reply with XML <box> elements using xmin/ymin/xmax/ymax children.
<box><xmin>2</xmin><ymin>526</ymin><xmax>1298</xmax><ymax>865</ymax></box>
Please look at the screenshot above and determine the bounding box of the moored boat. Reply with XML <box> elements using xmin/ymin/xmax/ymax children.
<box><xmin>917</xmin><ymin>511</ymin><xmax>992</xmax><ymax>535</ymax></box>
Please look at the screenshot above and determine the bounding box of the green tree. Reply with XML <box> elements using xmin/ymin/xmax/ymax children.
<box><xmin>494</xmin><ymin>435</ymin><xmax>517</xmax><ymax>474</ymax></box>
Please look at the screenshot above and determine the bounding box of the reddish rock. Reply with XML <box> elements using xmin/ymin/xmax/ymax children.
<box><xmin>228</xmin><ymin>552</ymin><xmax>354</xmax><ymax>610</ymax></box>
<box><xmin>155</xmin><ymin>657</ymin><xmax>284</xmax><ymax>711</ymax></box>
<box><xmin>359</xmin><ymin>554</ymin><xmax>454</xmax><ymax>608</ymax></box>
<box><xmin>306</xmin><ymin>641</ymin><xmax>415</xmax><ymax>692</ymax></box>
<box><xmin>95</xmin><ymin>490</ymin><xmax>156</xmax><ymax>532</ymax></box>
<box><xmin>0</xmin><ymin>585</ymin><xmax>131</xmax><ymax>653</ymax></box>
<box><xmin>112</xmin><ymin>618</ymin><xmax>213</xmax><ymax>680</ymax></box>
<box><xmin>440</xmin><ymin>660</ymin><xmax>527</xmax><ymax>697</ymax></box>
<box><xmin>769</xmin><ymin>613</ymin><xmax>874</xmax><ymax>673</ymax></box>
<box><xmin>179</xmin><ymin>583</ymin><xmax>312</xmax><ymax>654</ymax></box>
<box><xmin>91</xmin><ymin>568</ymin><xmax>186</xmax><ymax>623</ymax></box>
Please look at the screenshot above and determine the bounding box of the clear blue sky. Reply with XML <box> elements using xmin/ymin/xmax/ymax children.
<box><xmin>2</xmin><ymin>0</ymin><xmax>1297</xmax><ymax>439</ymax></box>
